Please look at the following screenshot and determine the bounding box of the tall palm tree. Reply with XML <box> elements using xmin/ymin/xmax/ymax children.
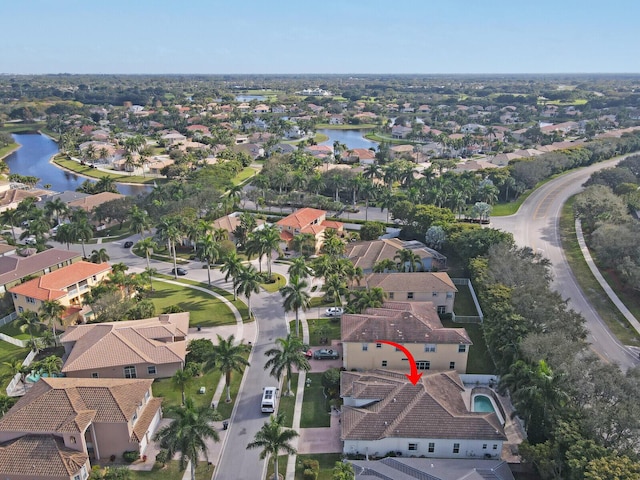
<box><xmin>68</xmin><ymin>214</ymin><xmax>93</xmax><ymax>258</ymax></box>
<box><xmin>220</xmin><ymin>251</ymin><xmax>244</xmax><ymax>301</ymax></box>
<box><xmin>134</xmin><ymin>237</ymin><xmax>157</xmax><ymax>272</ymax></box>
<box><xmin>280</xmin><ymin>278</ymin><xmax>311</xmax><ymax>337</ymax></box>
<box><xmin>236</xmin><ymin>265</ymin><xmax>261</xmax><ymax>318</ymax></box>
<box><xmin>324</xmin><ymin>274</ymin><xmax>346</xmax><ymax>308</ymax></box>
<box><xmin>257</xmin><ymin>225</ymin><xmax>282</xmax><ymax>278</ymax></box>
<box><xmin>172</xmin><ymin>367</ymin><xmax>194</xmax><ymax>406</ymax></box>
<box><xmin>287</xmin><ymin>257</ymin><xmax>312</xmax><ymax>282</ymax></box>
<box><xmin>53</xmin><ymin>223</ymin><xmax>74</xmax><ymax>249</ymax></box>
<box><xmin>246</xmin><ymin>412</ymin><xmax>298</xmax><ymax>480</ymax></box>
<box><xmin>348</xmin><ymin>287</ymin><xmax>386</xmax><ymax>314</ymax></box>
<box><xmin>18</xmin><ymin>311</ymin><xmax>41</xmax><ymax>342</ymax></box>
<box><xmin>129</xmin><ymin>205</ymin><xmax>152</xmax><ymax>237</ymax></box>
<box><xmin>205</xmin><ymin>334</ymin><xmax>250</xmax><ymax>403</ymax></box>
<box><xmin>394</xmin><ymin>249</ymin><xmax>422</xmax><ymax>272</ymax></box>
<box><xmin>264</xmin><ymin>334</ymin><xmax>310</xmax><ymax>396</ymax></box>
<box><xmin>89</xmin><ymin>248</ymin><xmax>110</xmax><ymax>264</ymax></box>
<box><xmin>154</xmin><ymin>397</ymin><xmax>221</xmax><ymax>480</ymax></box>
<box><xmin>39</xmin><ymin>300</ymin><xmax>65</xmax><ymax>344</ymax></box>
<box><xmin>0</xmin><ymin>208</ymin><xmax>21</xmax><ymax>242</ymax></box>
<box><xmin>41</xmin><ymin>355</ymin><xmax>63</xmax><ymax>377</ymax></box>
<box><xmin>198</xmin><ymin>234</ymin><xmax>221</xmax><ymax>286</ymax></box>
<box><xmin>156</xmin><ymin>217</ymin><xmax>183</xmax><ymax>279</ymax></box>
<box><xmin>44</xmin><ymin>198</ymin><xmax>69</xmax><ymax>226</ymax></box>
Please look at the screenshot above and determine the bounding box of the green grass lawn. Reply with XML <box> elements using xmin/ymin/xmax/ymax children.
<box><xmin>261</xmin><ymin>273</ymin><xmax>286</xmax><ymax>293</ymax></box>
<box><xmin>441</xmin><ymin>320</ymin><xmax>495</xmax><ymax>374</ymax></box>
<box><xmin>0</xmin><ymin>320</ymin><xmax>40</xmax><ymax>340</ymax></box>
<box><xmin>266</xmin><ymin>455</ymin><xmax>288</xmax><ymax>480</ymax></box>
<box><xmin>309</xmin><ymin>296</ymin><xmax>334</xmax><ymax>309</ymax></box>
<box><xmin>278</xmin><ymin>373</ymin><xmax>298</xmax><ymax>428</ymax></box>
<box><xmin>0</xmin><ymin>142</ymin><xmax>19</xmax><ymax>159</ymax></box>
<box><xmin>231</xmin><ymin>166</ymin><xmax>258</xmax><ymax>186</ymax></box>
<box><xmin>147</xmin><ymin>280</ymin><xmax>237</xmax><ymax>327</ymax></box>
<box><xmin>560</xmin><ymin>198</ymin><xmax>640</xmax><ymax>346</ymax></box>
<box><xmin>295</xmin><ymin>454</ymin><xmax>343</xmax><ymax>480</ymax></box>
<box><xmin>53</xmin><ymin>157</ymin><xmax>159</xmax><ymax>184</ymax></box>
<box><xmin>214</xmin><ymin>357</ymin><xmax>249</xmax><ymax>420</ymax></box>
<box><xmin>289</xmin><ymin>318</ymin><xmax>341</xmax><ymax>346</ymax></box>
<box><xmin>0</xmin><ymin>341</ymin><xmax>30</xmax><ymax>389</ymax></box>
<box><xmin>0</xmin><ymin>122</ymin><xmax>45</xmax><ymax>133</ymax></box>
<box><xmin>151</xmin><ymin>369</ymin><xmax>221</xmax><ymax>415</ymax></box>
<box><xmin>453</xmin><ymin>283</ymin><xmax>479</xmax><ymax>316</ymax></box>
<box><xmin>301</xmin><ymin>372</ymin><xmax>331</xmax><ymax>428</ymax></box>
<box><xmin>127</xmin><ymin>461</ymin><xmax>213</xmax><ymax>480</ymax></box>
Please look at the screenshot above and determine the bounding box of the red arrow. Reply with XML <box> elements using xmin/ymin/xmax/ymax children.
<box><xmin>375</xmin><ymin>340</ymin><xmax>423</xmax><ymax>385</ymax></box>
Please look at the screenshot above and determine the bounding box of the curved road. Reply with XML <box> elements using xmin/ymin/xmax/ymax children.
<box><xmin>490</xmin><ymin>156</ymin><xmax>639</xmax><ymax>370</ymax></box>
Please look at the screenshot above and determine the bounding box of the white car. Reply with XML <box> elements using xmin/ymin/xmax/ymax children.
<box><xmin>325</xmin><ymin>307</ymin><xmax>344</xmax><ymax>317</ymax></box>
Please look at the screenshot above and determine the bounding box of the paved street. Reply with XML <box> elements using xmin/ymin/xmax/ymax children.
<box><xmin>491</xmin><ymin>155</ymin><xmax>640</xmax><ymax>370</ymax></box>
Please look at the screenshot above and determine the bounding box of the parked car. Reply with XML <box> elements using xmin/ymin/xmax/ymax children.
<box><xmin>123</xmin><ymin>241</ymin><xmax>134</xmax><ymax>248</ymax></box>
<box><xmin>303</xmin><ymin>349</ymin><xmax>313</xmax><ymax>359</ymax></box>
<box><xmin>24</xmin><ymin>236</ymin><xmax>37</xmax><ymax>246</ymax></box>
<box><xmin>313</xmin><ymin>349</ymin><xmax>340</xmax><ymax>360</ymax></box>
<box><xmin>325</xmin><ymin>307</ymin><xmax>344</xmax><ymax>317</ymax></box>
<box><xmin>171</xmin><ymin>267</ymin><xmax>187</xmax><ymax>276</ymax></box>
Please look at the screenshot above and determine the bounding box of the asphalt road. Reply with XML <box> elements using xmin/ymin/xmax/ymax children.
<box><xmin>490</xmin><ymin>156</ymin><xmax>639</xmax><ymax>370</ymax></box>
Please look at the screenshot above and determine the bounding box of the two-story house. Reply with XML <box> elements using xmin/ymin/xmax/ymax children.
<box><xmin>8</xmin><ymin>261</ymin><xmax>111</xmax><ymax>325</ymax></box>
<box><xmin>0</xmin><ymin>377</ymin><xmax>163</xmax><ymax>478</ymax></box>
<box><xmin>276</xmin><ymin>208</ymin><xmax>344</xmax><ymax>254</ymax></box>
<box><xmin>345</xmin><ymin>238</ymin><xmax>447</xmax><ymax>273</ymax></box>
<box><xmin>341</xmin><ymin>370</ymin><xmax>507</xmax><ymax>459</ymax></box>
<box><xmin>60</xmin><ymin>313</ymin><xmax>189</xmax><ymax>379</ymax></box>
<box><xmin>341</xmin><ymin>301</ymin><xmax>471</xmax><ymax>372</ymax></box>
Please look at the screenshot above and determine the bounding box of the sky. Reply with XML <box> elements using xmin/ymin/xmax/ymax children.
<box><xmin>2</xmin><ymin>0</ymin><xmax>639</xmax><ymax>75</ymax></box>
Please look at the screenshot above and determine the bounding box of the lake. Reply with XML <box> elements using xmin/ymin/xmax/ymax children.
<box><xmin>318</xmin><ymin>129</ymin><xmax>378</xmax><ymax>150</ymax></box>
<box><xmin>3</xmin><ymin>133</ymin><xmax>152</xmax><ymax>196</ymax></box>
<box><xmin>235</xmin><ymin>95</ymin><xmax>266</xmax><ymax>102</ymax></box>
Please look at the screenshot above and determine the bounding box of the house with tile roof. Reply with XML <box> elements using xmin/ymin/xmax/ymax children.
<box><xmin>341</xmin><ymin>370</ymin><xmax>506</xmax><ymax>459</ymax></box>
<box><xmin>212</xmin><ymin>212</ymin><xmax>265</xmax><ymax>243</ymax></box>
<box><xmin>358</xmin><ymin>272</ymin><xmax>457</xmax><ymax>314</ymax></box>
<box><xmin>276</xmin><ymin>208</ymin><xmax>344</xmax><ymax>254</ymax></box>
<box><xmin>66</xmin><ymin>192</ymin><xmax>124</xmax><ymax>214</ymax></box>
<box><xmin>60</xmin><ymin>313</ymin><xmax>189</xmax><ymax>379</ymax></box>
<box><xmin>0</xmin><ymin>377</ymin><xmax>163</xmax><ymax>473</ymax></box>
<box><xmin>341</xmin><ymin>301</ymin><xmax>471</xmax><ymax>372</ymax></box>
<box><xmin>345</xmin><ymin>238</ymin><xmax>447</xmax><ymax>273</ymax></box>
<box><xmin>344</xmin><ymin>148</ymin><xmax>376</xmax><ymax>165</ymax></box>
<box><xmin>8</xmin><ymin>261</ymin><xmax>111</xmax><ymax>325</ymax></box>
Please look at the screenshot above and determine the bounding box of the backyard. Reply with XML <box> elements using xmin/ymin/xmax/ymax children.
<box><xmin>0</xmin><ymin>341</ymin><xmax>29</xmax><ymax>389</ymax></box>
<box><xmin>301</xmin><ymin>372</ymin><xmax>331</xmax><ymax>428</ymax></box>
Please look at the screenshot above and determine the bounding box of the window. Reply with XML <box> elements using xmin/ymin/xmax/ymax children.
<box><xmin>12</xmin><ymin>293</ymin><xmax>17</xmax><ymax>299</ymax></box>
<box><xmin>81</xmin><ymin>465</ymin><xmax>88</xmax><ymax>480</ymax></box>
<box><xmin>453</xmin><ymin>443</ymin><xmax>460</xmax><ymax>454</ymax></box>
<box><xmin>416</xmin><ymin>361</ymin><xmax>430</xmax><ymax>370</ymax></box>
<box><xmin>26</xmin><ymin>297</ymin><xmax>36</xmax><ymax>304</ymax></box>
<box><xmin>91</xmin><ymin>372</ymin><xmax>99</xmax><ymax>378</ymax></box>
<box><xmin>493</xmin><ymin>444</ymin><xmax>498</xmax><ymax>450</ymax></box>
<box><xmin>424</xmin><ymin>344</ymin><xmax>436</xmax><ymax>352</ymax></box>
<box><xmin>124</xmin><ymin>365</ymin><xmax>137</xmax><ymax>379</ymax></box>
<box><xmin>449</xmin><ymin>362</ymin><xmax>456</xmax><ymax>370</ymax></box>
<box><xmin>483</xmin><ymin>444</ymin><xmax>487</xmax><ymax>450</ymax></box>
<box><xmin>69</xmin><ymin>436</ymin><xmax>76</xmax><ymax>444</ymax></box>
<box><xmin>381</xmin><ymin>360</ymin><xmax>387</xmax><ymax>367</ymax></box>
<box><xmin>376</xmin><ymin>343</ymin><xmax>382</xmax><ymax>348</ymax></box>
<box><xmin>74</xmin><ymin>475</ymin><xmax>81</xmax><ymax>480</ymax></box>
<box><xmin>432</xmin><ymin>291</ymin><xmax>438</xmax><ymax>297</ymax></box>
<box><xmin>446</xmin><ymin>292</ymin><xmax>453</xmax><ymax>298</ymax></box>
<box><xmin>428</xmin><ymin>442</ymin><xmax>435</xmax><ymax>453</ymax></box>
<box><xmin>388</xmin><ymin>292</ymin><xmax>394</xmax><ymax>299</ymax></box>
<box><xmin>437</xmin><ymin>306</ymin><xmax>446</xmax><ymax>314</ymax></box>
<box><xmin>18</xmin><ymin>306</ymin><xmax>23</xmax><ymax>313</ymax></box>
<box><xmin>92</xmin><ymin>275</ymin><xmax>97</xmax><ymax>282</ymax></box>
<box><xmin>362</xmin><ymin>344</ymin><xmax>368</xmax><ymax>351</ymax></box>
<box><xmin>408</xmin><ymin>443</ymin><xmax>417</xmax><ymax>451</ymax></box>
<box><xmin>458</xmin><ymin>344</ymin><xmax>467</xmax><ymax>353</ymax></box>
<box><xmin>407</xmin><ymin>292</ymin><xmax>414</xmax><ymax>299</ymax></box>
<box><xmin>147</xmin><ymin>365</ymin><xmax>157</xmax><ymax>375</ymax></box>
<box><xmin>132</xmin><ymin>411</ymin><xmax>138</xmax><ymax>424</ymax></box>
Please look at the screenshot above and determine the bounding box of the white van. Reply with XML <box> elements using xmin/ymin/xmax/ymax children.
<box><xmin>261</xmin><ymin>386</ymin><xmax>278</xmax><ymax>413</ymax></box>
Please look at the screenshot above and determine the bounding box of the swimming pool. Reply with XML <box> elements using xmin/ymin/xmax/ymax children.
<box><xmin>472</xmin><ymin>394</ymin><xmax>505</xmax><ymax>425</ymax></box>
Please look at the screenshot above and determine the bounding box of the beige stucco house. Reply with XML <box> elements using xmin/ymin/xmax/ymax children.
<box><xmin>341</xmin><ymin>370</ymin><xmax>506</xmax><ymax>459</ymax></box>
<box><xmin>276</xmin><ymin>207</ymin><xmax>344</xmax><ymax>254</ymax></box>
<box><xmin>341</xmin><ymin>301</ymin><xmax>471</xmax><ymax>372</ymax></box>
<box><xmin>60</xmin><ymin>313</ymin><xmax>189</xmax><ymax>379</ymax></box>
<box><xmin>0</xmin><ymin>377</ymin><xmax>163</xmax><ymax>478</ymax></box>
<box><xmin>345</xmin><ymin>238</ymin><xmax>447</xmax><ymax>273</ymax></box>
<box><xmin>359</xmin><ymin>272</ymin><xmax>457</xmax><ymax>314</ymax></box>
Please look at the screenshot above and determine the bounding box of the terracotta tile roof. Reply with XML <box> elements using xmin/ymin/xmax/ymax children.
<box><xmin>364</xmin><ymin>272</ymin><xmax>457</xmax><ymax>293</ymax></box>
<box><xmin>0</xmin><ymin>249</ymin><xmax>80</xmax><ymax>287</ymax></box>
<box><xmin>341</xmin><ymin>301</ymin><xmax>471</xmax><ymax>345</ymax></box>
<box><xmin>345</xmin><ymin>239</ymin><xmax>437</xmax><ymax>272</ymax></box>
<box><xmin>301</xmin><ymin>224</ymin><xmax>325</xmax><ymax>235</ymax></box>
<box><xmin>61</xmin><ymin>313</ymin><xmax>189</xmax><ymax>374</ymax></box>
<box><xmin>0</xmin><ymin>377</ymin><xmax>153</xmax><ymax>435</ymax></box>
<box><xmin>67</xmin><ymin>192</ymin><xmax>124</xmax><ymax>212</ymax></box>
<box><xmin>280</xmin><ymin>230</ymin><xmax>294</xmax><ymax>242</ymax></box>
<box><xmin>0</xmin><ymin>435</ymin><xmax>88</xmax><ymax>477</ymax></box>
<box><xmin>321</xmin><ymin>220</ymin><xmax>344</xmax><ymax>230</ymax></box>
<box><xmin>341</xmin><ymin>370</ymin><xmax>506</xmax><ymax>442</ymax></box>
<box><xmin>276</xmin><ymin>208</ymin><xmax>326</xmax><ymax>229</ymax></box>
<box><xmin>8</xmin><ymin>261</ymin><xmax>111</xmax><ymax>302</ymax></box>
<box><xmin>132</xmin><ymin>397</ymin><xmax>163</xmax><ymax>442</ymax></box>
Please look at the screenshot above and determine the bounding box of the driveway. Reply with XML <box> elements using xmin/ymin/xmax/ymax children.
<box><xmin>297</xmin><ymin>413</ymin><xmax>342</xmax><ymax>454</ymax></box>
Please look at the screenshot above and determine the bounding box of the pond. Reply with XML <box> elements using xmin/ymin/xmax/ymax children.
<box><xmin>3</xmin><ymin>133</ymin><xmax>152</xmax><ymax>196</ymax></box>
<box><xmin>317</xmin><ymin>129</ymin><xmax>379</xmax><ymax>151</ymax></box>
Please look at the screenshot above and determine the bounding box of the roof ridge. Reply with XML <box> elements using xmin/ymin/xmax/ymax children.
<box><xmin>385</xmin><ymin>384</ymin><xmax>425</xmax><ymax>434</ymax></box>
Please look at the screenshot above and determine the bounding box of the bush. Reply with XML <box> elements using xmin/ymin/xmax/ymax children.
<box><xmin>122</xmin><ymin>450</ymin><xmax>139</xmax><ymax>463</ymax></box>
<box><xmin>302</xmin><ymin>459</ymin><xmax>319</xmax><ymax>472</ymax></box>
<box><xmin>303</xmin><ymin>469</ymin><xmax>318</xmax><ymax>480</ymax></box>
<box><xmin>155</xmin><ymin>449</ymin><xmax>168</xmax><ymax>466</ymax></box>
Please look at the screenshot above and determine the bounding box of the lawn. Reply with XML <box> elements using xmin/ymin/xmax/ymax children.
<box><xmin>231</xmin><ymin>166</ymin><xmax>258</xmax><ymax>186</ymax></box>
<box><xmin>0</xmin><ymin>122</ymin><xmax>45</xmax><ymax>133</ymax></box>
<box><xmin>127</xmin><ymin>461</ymin><xmax>213</xmax><ymax>480</ymax></box>
<box><xmin>559</xmin><ymin>198</ymin><xmax>640</xmax><ymax>346</ymax></box>
<box><xmin>0</xmin><ymin>143</ymin><xmax>19</xmax><ymax>159</ymax></box>
<box><xmin>0</xmin><ymin>320</ymin><xmax>38</xmax><ymax>340</ymax></box>
<box><xmin>453</xmin><ymin>283</ymin><xmax>480</xmax><ymax>316</ymax></box>
<box><xmin>309</xmin><ymin>296</ymin><xmax>334</xmax><ymax>309</ymax></box>
<box><xmin>441</xmin><ymin>320</ymin><xmax>495</xmax><ymax>374</ymax></box>
<box><xmin>266</xmin><ymin>455</ymin><xmax>288</xmax><ymax>480</ymax></box>
<box><xmin>261</xmin><ymin>273</ymin><xmax>286</xmax><ymax>293</ymax></box>
<box><xmin>53</xmin><ymin>156</ymin><xmax>159</xmax><ymax>184</ymax></box>
<box><xmin>300</xmin><ymin>372</ymin><xmax>331</xmax><ymax>428</ymax></box>
<box><xmin>289</xmin><ymin>319</ymin><xmax>341</xmax><ymax>346</ymax></box>
<box><xmin>151</xmin><ymin>368</ymin><xmax>221</xmax><ymax>415</ymax></box>
<box><xmin>214</xmin><ymin>356</ymin><xmax>249</xmax><ymax>420</ymax></box>
<box><xmin>278</xmin><ymin>373</ymin><xmax>298</xmax><ymax>428</ymax></box>
<box><xmin>147</xmin><ymin>280</ymin><xmax>237</xmax><ymax>327</ymax></box>
<box><xmin>295</xmin><ymin>454</ymin><xmax>344</xmax><ymax>480</ymax></box>
<box><xmin>0</xmin><ymin>341</ymin><xmax>30</xmax><ymax>389</ymax></box>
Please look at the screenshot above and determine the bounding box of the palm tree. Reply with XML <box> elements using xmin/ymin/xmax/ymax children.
<box><xmin>18</xmin><ymin>310</ymin><xmax>41</xmax><ymax>342</ymax></box>
<box><xmin>198</xmin><ymin>234</ymin><xmax>221</xmax><ymax>286</ymax></box>
<box><xmin>53</xmin><ymin>223</ymin><xmax>74</xmax><ymax>249</ymax></box>
<box><xmin>258</xmin><ymin>225</ymin><xmax>282</xmax><ymax>278</ymax></box>
<box><xmin>90</xmin><ymin>248</ymin><xmax>110</xmax><ymax>264</ymax></box>
<box><xmin>372</xmin><ymin>258</ymin><xmax>397</xmax><ymax>273</ymax></box>
<box><xmin>68</xmin><ymin>215</ymin><xmax>93</xmax><ymax>258</ymax></box>
<box><xmin>264</xmin><ymin>334</ymin><xmax>310</xmax><ymax>396</ymax></box>
<box><xmin>0</xmin><ymin>208</ymin><xmax>21</xmax><ymax>242</ymax></box>
<box><xmin>324</xmin><ymin>274</ymin><xmax>346</xmax><ymax>308</ymax></box>
<box><xmin>287</xmin><ymin>257</ymin><xmax>312</xmax><ymax>282</ymax></box>
<box><xmin>236</xmin><ymin>265</ymin><xmax>261</xmax><ymax>318</ymax></box>
<box><xmin>220</xmin><ymin>252</ymin><xmax>244</xmax><ymax>301</ymax></box>
<box><xmin>41</xmin><ymin>355</ymin><xmax>63</xmax><ymax>377</ymax></box>
<box><xmin>172</xmin><ymin>367</ymin><xmax>195</xmax><ymax>406</ymax></box>
<box><xmin>205</xmin><ymin>334</ymin><xmax>250</xmax><ymax>403</ymax></box>
<box><xmin>291</xmin><ymin>233</ymin><xmax>316</xmax><ymax>258</ymax></box>
<box><xmin>348</xmin><ymin>287</ymin><xmax>386</xmax><ymax>314</ymax></box>
<box><xmin>280</xmin><ymin>278</ymin><xmax>311</xmax><ymax>337</ymax></box>
<box><xmin>134</xmin><ymin>237</ymin><xmax>157</xmax><ymax>272</ymax></box>
<box><xmin>156</xmin><ymin>217</ymin><xmax>183</xmax><ymax>279</ymax></box>
<box><xmin>129</xmin><ymin>205</ymin><xmax>152</xmax><ymax>237</ymax></box>
<box><xmin>247</xmin><ymin>412</ymin><xmax>298</xmax><ymax>480</ymax></box>
<box><xmin>39</xmin><ymin>300</ymin><xmax>65</xmax><ymax>344</ymax></box>
<box><xmin>154</xmin><ymin>397</ymin><xmax>221</xmax><ymax>480</ymax></box>
<box><xmin>394</xmin><ymin>249</ymin><xmax>422</xmax><ymax>272</ymax></box>
<box><xmin>44</xmin><ymin>198</ymin><xmax>69</xmax><ymax>226</ymax></box>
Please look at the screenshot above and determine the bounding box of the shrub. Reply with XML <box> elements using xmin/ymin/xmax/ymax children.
<box><xmin>155</xmin><ymin>449</ymin><xmax>168</xmax><ymax>466</ymax></box>
<box><xmin>303</xmin><ymin>469</ymin><xmax>318</xmax><ymax>480</ymax></box>
<box><xmin>302</xmin><ymin>459</ymin><xmax>319</xmax><ymax>472</ymax></box>
<box><xmin>122</xmin><ymin>450</ymin><xmax>139</xmax><ymax>463</ymax></box>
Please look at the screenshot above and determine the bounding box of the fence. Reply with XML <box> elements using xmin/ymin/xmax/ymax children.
<box><xmin>0</xmin><ymin>332</ymin><xmax>27</xmax><ymax>348</ymax></box>
<box><xmin>451</xmin><ymin>278</ymin><xmax>484</xmax><ymax>323</ymax></box>
<box><xmin>5</xmin><ymin>350</ymin><xmax>37</xmax><ymax>396</ymax></box>
<box><xmin>0</xmin><ymin>311</ymin><xmax>17</xmax><ymax>328</ymax></box>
